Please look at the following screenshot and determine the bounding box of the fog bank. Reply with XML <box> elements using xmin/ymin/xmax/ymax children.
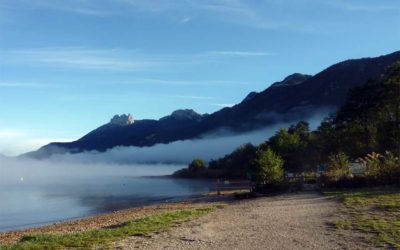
<box><xmin>1</xmin><ymin>111</ymin><xmax>328</xmax><ymax>186</ymax></box>
<box><xmin>46</xmin><ymin>111</ymin><xmax>328</xmax><ymax>165</ymax></box>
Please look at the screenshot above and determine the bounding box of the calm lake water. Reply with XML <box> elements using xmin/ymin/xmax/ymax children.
<box><xmin>0</xmin><ymin>175</ymin><xmax>215</xmax><ymax>232</ymax></box>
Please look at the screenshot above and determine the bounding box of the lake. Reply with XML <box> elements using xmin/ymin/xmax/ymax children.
<box><xmin>0</xmin><ymin>174</ymin><xmax>215</xmax><ymax>232</ymax></box>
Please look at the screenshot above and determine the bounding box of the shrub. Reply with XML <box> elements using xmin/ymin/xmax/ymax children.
<box><xmin>324</xmin><ymin>152</ymin><xmax>350</xmax><ymax>182</ymax></box>
<box><xmin>382</xmin><ymin>152</ymin><xmax>400</xmax><ymax>185</ymax></box>
<box><xmin>361</xmin><ymin>152</ymin><xmax>381</xmax><ymax>180</ymax></box>
<box><xmin>361</xmin><ymin>151</ymin><xmax>400</xmax><ymax>185</ymax></box>
<box><xmin>253</xmin><ymin>148</ymin><xmax>284</xmax><ymax>187</ymax></box>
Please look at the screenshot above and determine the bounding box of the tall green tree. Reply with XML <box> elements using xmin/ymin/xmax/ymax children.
<box><xmin>269</xmin><ymin>123</ymin><xmax>309</xmax><ymax>172</ymax></box>
<box><xmin>253</xmin><ymin>148</ymin><xmax>284</xmax><ymax>186</ymax></box>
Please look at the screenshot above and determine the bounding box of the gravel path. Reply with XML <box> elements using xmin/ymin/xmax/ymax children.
<box><xmin>115</xmin><ymin>192</ymin><xmax>370</xmax><ymax>250</ymax></box>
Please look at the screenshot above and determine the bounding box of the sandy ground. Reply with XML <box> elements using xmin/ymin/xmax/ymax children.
<box><xmin>1</xmin><ymin>191</ymin><xmax>371</xmax><ymax>249</ymax></box>
<box><xmin>114</xmin><ymin>192</ymin><xmax>371</xmax><ymax>250</ymax></box>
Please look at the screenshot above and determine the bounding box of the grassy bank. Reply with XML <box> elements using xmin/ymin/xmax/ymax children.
<box><xmin>324</xmin><ymin>187</ymin><xmax>400</xmax><ymax>249</ymax></box>
<box><xmin>0</xmin><ymin>204</ymin><xmax>226</xmax><ymax>250</ymax></box>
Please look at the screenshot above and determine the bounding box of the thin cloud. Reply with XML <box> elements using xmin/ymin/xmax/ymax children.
<box><xmin>112</xmin><ymin>78</ymin><xmax>252</xmax><ymax>86</ymax></box>
<box><xmin>1</xmin><ymin>48</ymin><xmax>161</xmax><ymax>71</ymax></box>
<box><xmin>58</xmin><ymin>94</ymin><xmax>114</xmax><ymax>102</ymax></box>
<box><xmin>0</xmin><ymin>82</ymin><xmax>54</xmax><ymax>88</ymax></box>
<box><xmin>53</xmin><ymin>7</ymin><xmax>112</xmax><ymax>16</ymax></box>
<box><xmin>112</xmin><ymin>0</ymin><xmax>320</xmax><ymax>31</ymax></box>
<box><xmin>0</xmin><ymin>0</ymin><xmax>114</xmax><ymax>17</ymax></box>
<box><xmin>5</xmin><ymin>0</ymin><xmax>395</xmax><ymax>32</ymax></box>
<box><xmin>180</xmin><ymin>17</ymin><xmax>192</xmax><ymax>24</ymax></box>
<box><xmin>211</xmin><ymin>103</ymin><xmax>234</xmax><ymax>108</ymax></box>
<box><xmin>0</xmin><ymin>0</ymin><xmax>314</xmax><ymax>31</ymax></box>
<box><xmin>207</xmin><ymin>51</ymin><xmax>272</xmax><ymax>57</ymax></box>
<box><xmin>1</xmin><ymin>47</ymin><xmax>273</xmax><ymax>72</ymax></box>
<box><xmin>322</xmin><ymin>1</ymin><xmax>400</xmax><ymax>12</ymax></box>
<box><xmin>171</xmin><ymin>95</ymin><xmax>220</xmax><ymax>100</ymax></box>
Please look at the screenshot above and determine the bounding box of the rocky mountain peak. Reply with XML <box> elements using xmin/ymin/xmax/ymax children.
<box><xmin>110</xmin><ymin>114</ymin><xmax>134</xmax><ymax>126</ymax></box>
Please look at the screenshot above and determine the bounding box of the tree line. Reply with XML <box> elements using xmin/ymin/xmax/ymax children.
<box><xmin>173</xmin><ymin>62</ymin><xmax>400</xmax><ymax>188</ymax></box>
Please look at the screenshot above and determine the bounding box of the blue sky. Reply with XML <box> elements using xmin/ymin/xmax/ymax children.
<box><xmin>0</xmin><ymin>0</ymin><xmax>399</xmax><ymax>155</ymax></box>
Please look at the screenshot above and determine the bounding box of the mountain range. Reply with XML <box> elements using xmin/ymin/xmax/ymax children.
<box><xmin>25</xmin><ymin>51</ymin><xmax>400</xmax><ymax>158</ymax></box>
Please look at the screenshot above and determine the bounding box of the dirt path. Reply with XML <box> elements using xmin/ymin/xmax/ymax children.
<box><xmin>115</xmin><ymin>192</ymin><xmax>370</xmax><ymax>250</ymax></box>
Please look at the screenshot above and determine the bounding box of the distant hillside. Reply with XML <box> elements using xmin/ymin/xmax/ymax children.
<box><xmin>25</xmin><ymin>51</ymin><xmax>400</xmax><ymax>158</ymax></box>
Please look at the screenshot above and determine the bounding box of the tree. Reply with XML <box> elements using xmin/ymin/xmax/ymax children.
<box><xmin>315</xmin><ymin>116</ymin><xmax>339</xmax><ymax>159</ymax></box>
<box><xmin>288</xmin><ymin>121</ymin><xmax>310</xmax><ymax>140</ymax></box>
<box><xmin>208</xmin><ymin>143</ymin><xmax>257</xmax><ymax>178</ymax></box>
<box><xmin>269</xmin><ymin>128</ymin><xmax>307</xmax><ymax>172</ymax></box>
<box><xmin>173</xmin><ymin>158</ymin><xmax>207</xmax><ymax>178</ymax></box>
<box><xmin>188</xmin><ymin>159</ymin><xmax>206</xmax><ymax>172</ymax></box>
<box><xmin>333</xmin><ymin>62</ymin><xmax>400</xmax><ymax>157</ymax></box>
<box><xmin>253</xmin><ymin>148</ymin><xmax>284</xmax><ymax>186</ymax></box>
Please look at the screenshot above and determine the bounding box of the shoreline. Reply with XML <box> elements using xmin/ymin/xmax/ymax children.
<box><xmin>0</xmin><ymin>193</ymin><xmax>209</xmax><ymax>233</ymax></box>
<box><xmin>0</xmin><ymin>190</ymin><xmax>238</xmax><ymax>244</ymax></box>
<box><xmin>2</xmin><ymin>190</ymin><xmax>384</xmax><ymax>249</ymax></box>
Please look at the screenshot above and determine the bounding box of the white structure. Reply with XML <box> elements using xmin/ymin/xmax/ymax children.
<box><xmin>350</xmin><ymin>161</ymin><xmax>366</xmax><ymax>176</ymax></box>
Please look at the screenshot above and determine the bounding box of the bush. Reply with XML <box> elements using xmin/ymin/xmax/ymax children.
<box><xmin>253</xmin><ymin>148</ymin><xmax>284</xmax><ymax>187</ymax></box>
<box><xmin>361</xmin><ymin>151</ymin><xmax>400</xmax><ymax>185</ymax></box>
<box><xmin>324</xmin><ymin>152</ymin><xmax>350</xmax><ymax>182</ymax></box>
<box><xmin>382</xmin><ymin>152</ymin><xmax>400</xmax><ymax>186</ymax></box>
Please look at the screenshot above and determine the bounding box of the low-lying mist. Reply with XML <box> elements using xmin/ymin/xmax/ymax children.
<box><xmin>0</xmin><ymin>158</ymin><xmax>183</xmax><ymax>186</ymax></box>
<box><xmin>50</xmin><ymin>124</ymin><xmax>286</xmax><ymax>165</ymax></box>
<box><xmin>47</xmin><ymin>111</ymin><xmax>328</xmax><ymax>165</ymax></box>
<box><xmin>1</xmin><ymin>111</ymin><xmax>329</xmax><ymax>186</ymax></box>
<box><xmin>0</xmin><ymin>112</ymin><xmax>329</xmax><ymax>231</ymax></box>
<box><xmin>0</xmin><ymin>157</ymin><xmax>201</xmax><ymax>231</ymax></box>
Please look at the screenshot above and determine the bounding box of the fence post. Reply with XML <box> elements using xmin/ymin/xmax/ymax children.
<box><xmin>217</xmin><ymin>179</ymin><xmax>221</xmax><ymax>195</ymax></box>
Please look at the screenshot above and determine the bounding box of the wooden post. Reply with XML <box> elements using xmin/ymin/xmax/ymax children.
<box><xmin>217</xmin><ymin>179</ymin><xmax>221</xmax><ymax>195</ymax></box>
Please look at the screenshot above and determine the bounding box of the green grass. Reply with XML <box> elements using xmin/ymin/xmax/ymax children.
<box><xmin>0</xmin><ymin>204</ymin><xmax>226</xmax><ymax>250</ymax></box>
<box><xmin>324</xmin><ymin>187</ymin><xmax>400</xmax><ymax>249</ymax></box>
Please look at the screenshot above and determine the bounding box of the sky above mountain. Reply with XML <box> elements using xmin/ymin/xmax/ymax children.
<box><xmin>0</xmin><ymin>0</ymin><xmax>399</xmax><ymax>155</ymax></box>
